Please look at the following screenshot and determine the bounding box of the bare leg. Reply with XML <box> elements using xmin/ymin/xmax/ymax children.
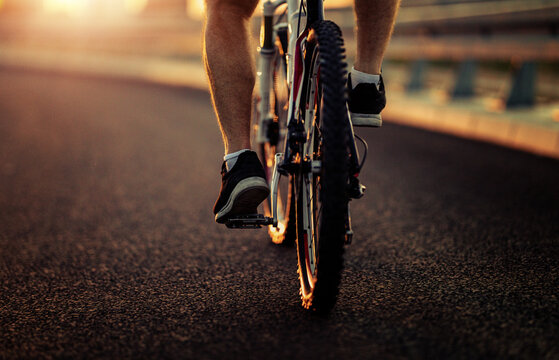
<box><xmin>354</xmin><ymin>0</ymin><xmax>401</xmax><ymax>74</ymax></box>
<box><xmin>204</xmin><ymin>0</ymin><xmax>259</xmax><ymax>154</ymax></box>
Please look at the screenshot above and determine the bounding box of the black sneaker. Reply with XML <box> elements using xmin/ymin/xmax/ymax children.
<box><xmin>347</xmin><ymin>73</ymin><xmax>386</xmax><ymax>127</ymax></box>
<box><xmin>213</xmin><ymin>151</ymin><xmax>270</xmax><ymax>224</ymax></box>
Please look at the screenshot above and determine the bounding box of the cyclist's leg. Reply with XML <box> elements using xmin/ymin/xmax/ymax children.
<box><xmin>204</xmin><ymin>0</ymin><xmax>259</xmax><ymax>155</ymax></box>
<box><xmin>353</xmin><ymin>0</ymin><xmax>401</xmax><ymax>74</ymax></box>
<box><xmin>349</xmin><ymin>0</ymin><xmax>401</xmax><ymax>127</ymax></box>
<box><xmin>204</xmin><ymin>0</ymin><xmax>270</xmax><ymax>224</ymax></box>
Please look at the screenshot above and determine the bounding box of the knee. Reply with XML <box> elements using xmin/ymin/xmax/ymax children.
<box><xmin>205</xmin><ymin>0</ymin><xmax>258</xmax><ymax>20</ymax></box>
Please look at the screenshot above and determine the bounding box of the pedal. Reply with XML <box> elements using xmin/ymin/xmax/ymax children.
<box><xmin>225</xmin><ymin>214</ymin><xmax>274</xmax><ymax>229</ymax></box>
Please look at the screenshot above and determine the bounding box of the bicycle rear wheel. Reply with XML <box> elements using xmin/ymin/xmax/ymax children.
<box><xmin>295</xmin><ymin>20</ymin><xmax>349</xmax><ymax>312</ymax></box>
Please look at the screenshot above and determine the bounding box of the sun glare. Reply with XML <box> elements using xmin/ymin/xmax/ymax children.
<box><xmin>43</xmin><ymin>0</ymin><xmax>87</xmax><ymax>16</ymax></box>
<box><xmin>42</xmin><ymin>0</ymin><xmax>149</xmax><ymax>17</ymax></box>
<box><xmin>38</xmin><ymin>0</ymin><xmax>350</xmax><ymax>18</ymax></box>
<box><xmin>124</xmin><ymin>0</ymin><xmax>148</xmax><ymax>15</ymax></box>
<box><xmin>187</xmin><ymin>0</ymin><xmax>204</xmax><ymax>19</ymax></box>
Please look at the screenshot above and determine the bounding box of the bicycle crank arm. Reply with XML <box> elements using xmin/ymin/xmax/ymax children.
<box><xmin>270</xmin><ymin>153</ymin><xmax>283</xmax><ymax>228</ymax></box>
<box><xmin>225</xmin><ymin>214</ymin><xmax>274</xmax><ymax>229</ymax></box>
<box><xmin>345</xmin><ymin>202</ymin><xmax>354</xmax><ymax>245</ymax></box>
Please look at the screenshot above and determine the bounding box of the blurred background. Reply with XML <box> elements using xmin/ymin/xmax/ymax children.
<box><xmin>0</xmin><ymin>0</ymin><xmax>558</xmax><ymax>155</ymax></box>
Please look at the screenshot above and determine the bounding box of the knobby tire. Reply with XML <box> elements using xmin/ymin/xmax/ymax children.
<box><xmin>296</xmin><ymin>20</ymin><xmax>349</xmax><ymax>312</ymax></box>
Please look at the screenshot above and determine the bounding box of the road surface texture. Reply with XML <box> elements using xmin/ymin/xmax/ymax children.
<box><xmin>1</xmin><ymin>69</ymin><xmax>558</xmax><ymax>359</ymax></box>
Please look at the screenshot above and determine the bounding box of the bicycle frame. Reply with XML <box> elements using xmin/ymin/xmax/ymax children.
<box><xmin>256</xmin><ymin>0</ymin><xmax>305</xmax><ymax>145</ymax></box>
<box><xmin>257</xmin><ymin>0</ymin><xmax>362</xmax><ymax>229</ymax></box>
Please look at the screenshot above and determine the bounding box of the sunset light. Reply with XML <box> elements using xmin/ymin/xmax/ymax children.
<box><xmin>269</xmin><ymin>221</ymin><xmax>287</xmax><ymax>244</ymax></box>
<box><xmin>0</xmin><ymin>0</ymin><xmax>352</xmax><ymax>18</ymax></box>
<box><xmin>124</xmin><ymin>0</ymin><xmax>149</xmax><ymax>15</ymax></box>
<box><xmin>187</xmin><ymin>0</ymin><xmax>204</xmax><ymax>19</ymax></box>
<box><xmin>42</xmin><ymin>0</ymin><xmax>149</xmax><ymax>17</ymax></box>
<box><xmin>184</xmin><ymin>0</ymin><xmax>350</xmax><ymax>19</ymax></box>
<box><xmin>43</xmin><ymin>0</ymin><xmax>87</xmax><ymax>16</ymax></box>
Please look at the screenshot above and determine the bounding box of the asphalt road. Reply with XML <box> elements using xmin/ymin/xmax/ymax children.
<box><xmin>1</xmin><ymin>69</ymin><xmax>558</xmax><ymax>359</ymax></box>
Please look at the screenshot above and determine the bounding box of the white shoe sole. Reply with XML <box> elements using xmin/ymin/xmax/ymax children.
<box><xmin>350</xmin><ymin>113</ymin><xmax>382</xmax><ymax>127</ymax></box>
<box><xmin>215</xmin><ymin>177</ymin><xmax>270</xmax><ymax>223</ymax></box>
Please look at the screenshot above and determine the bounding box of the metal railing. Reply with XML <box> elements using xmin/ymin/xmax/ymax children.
<box><xmin>328</xmin><ymin>0</ymin><xmax>559</xmax><ymax>109</ymax></box>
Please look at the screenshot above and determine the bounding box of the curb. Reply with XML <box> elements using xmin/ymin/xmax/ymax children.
<box><xmin>384</xmin><ymin>92</ymin><xmax>559</xmax><ymax>160</ymax></box>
